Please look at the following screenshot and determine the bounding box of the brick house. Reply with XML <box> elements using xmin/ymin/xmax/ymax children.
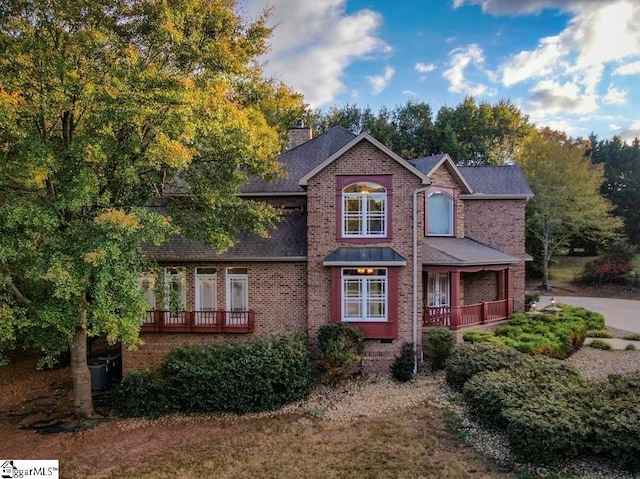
<box><xmin>124</xmin><ymin>126</ymin><xmax>532</xmax><ymax>373</ymax></box>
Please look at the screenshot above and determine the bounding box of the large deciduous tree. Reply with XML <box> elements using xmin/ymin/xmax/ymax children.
<box><xmin>589</xmin><ymin>135</ymin><xmax>640</xmax><ymax>245</ymax></box>
<box><xmin>515</xmin><ymin>131</ymin><xmax>622</xmax><ymax>290</ymax></box>
<box><xmin>0</xmin><ymin>0</ymin><xmax>305</xmax><ymax>417</ymax></box>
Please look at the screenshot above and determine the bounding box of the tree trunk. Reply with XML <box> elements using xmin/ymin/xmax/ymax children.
<box><xmin>542</xmin><ymin>227</ymin><xmax>551</xmax><ymax>291</ymax></box>
<box><xmin>71</xmin><ymin>298</ymin><xmax>95</xmax><ymax>418</ymax></box>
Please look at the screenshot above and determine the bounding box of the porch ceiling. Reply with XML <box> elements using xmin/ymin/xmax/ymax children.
<box><xmin>422</xmin><ymin>237</ymin><xmax>520</xmax><ymax>266</ymax></box>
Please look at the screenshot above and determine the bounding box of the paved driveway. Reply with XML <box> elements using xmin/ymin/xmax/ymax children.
<box><xmin>540</xmin><ymin>295</ymin><xmax>640</xmax><ymax>333</ymax></box>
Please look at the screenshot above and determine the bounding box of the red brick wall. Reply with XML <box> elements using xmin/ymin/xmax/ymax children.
<box><xmin>306</xmin><ymin>140</ymin><xmax>424</xmax><ymax>368</ymax></box>
<box><xmin>463</xmin><ymin>271</ymin><xmax>499</xmax><ymax>304</ymax></box>
<box><xmin>464</xmin><ymin>199</ymin><xmax>527</xmax><ymax>304</ymax></box>
<box><xmin>123</xmin><ymin>261</ymin><xmax>307</xmax><ymax>372</ymax></box>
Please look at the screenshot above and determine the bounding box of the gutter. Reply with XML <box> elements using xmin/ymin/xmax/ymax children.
<box><xmin>412</xmin><ymin>186</ymin><xmax>430</xmax><ymax>374</ymax></box>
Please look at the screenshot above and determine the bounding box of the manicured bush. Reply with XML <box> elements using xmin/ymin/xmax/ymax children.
<box><xmin>586</xmin><ymin>329</ymin><xmax>613</xmax><ymax>338</ymax></box>
<box><xmin>423</xmin><ymin>328</ymin><xmax>455</xmax><ymax>371</ymax></box>
<box><xmin>461</xmin><ymin>330</ymin><xmax>496</xmax><ymax>343</ymax></box>
<box><xmin>462</xmin><ymin>356</ymin><xmax>582</xmax><ymax>430</ymax></box>
<box><xmin>624</xmin><ymin>333</ymin><xmax>640</xmax><ymax>341</ymax></box>
<box><xmin>318</xmin><ymin>322</ymin><xmax>364</xmax><ymax>368</ymax></box>
<box><xmin>391</xmin><ymin>342</ymin><xmax>414</xmax><ymax>382</ymax></box>
<box><xmin>114</xmin><ymin>370</ymin><xmax>176</xmax><ymax>419</ymax></box>
<box><xmin>445</xmin><ymin>342</ymin><xmax>526</xmax><ymax>391</ymax></box>
<box><xmin>161</xmin><ymin>333</ymin><xmax>314</xmax><ymax>414</ymax></box>
<box><xmin>589</xmin><ymin>339</ymin><xmax>612</xmax><ymax>350</ymax></box>
<box><xmin>504</xmin><ymin>391</ymin><xmax>593</xmax><ymax>464</ymax></box>
<box><xmin>625</xmin><ymin>343</ymin><xmax>637</xmax><ymax>351</ymax></box>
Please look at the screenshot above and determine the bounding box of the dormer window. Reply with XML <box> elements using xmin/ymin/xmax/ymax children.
<box><xmin>428</xmin><ymin>192</ymin><xmax>454</xmax><ymax>236</ymax></box>
<box><xmin>342</xmin><ymin>182</ymin><xmax>387</xmax><ymax>237</ymax></box>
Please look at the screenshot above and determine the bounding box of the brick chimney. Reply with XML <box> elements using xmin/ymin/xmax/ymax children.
<box><xmin>287</xmin><ymin>120</ymin><xmax>312</xmax><ymax>150</ymax></box>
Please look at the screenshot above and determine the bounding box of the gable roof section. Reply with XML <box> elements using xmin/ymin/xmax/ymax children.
<box><xmin>144</xmin><ymin>208</ymin><xmax>307</xmax><ymax>262</ymax></box>
<box><xmin>241</xmin><ymin>126</ymin><xmax>356</xmax><ymax>194</ymax></box>
<box><xmin>408</xmin><ymin>154</ymin><xmax>473</xmax><ymax>193</ymax></box>
<box><xmin>299</xmin><ymin>132</ymin><xmax>430</xmax><ymax>186</ymax></box>
<box><xmin>422</xmin><ymin>237</ymin><xmax>520</xmax><ymax>266</ymax></box>
<box><xmin>458</xmin><ymin>165</ymin><xmax>533</xmax><ymax>199</ymax></box>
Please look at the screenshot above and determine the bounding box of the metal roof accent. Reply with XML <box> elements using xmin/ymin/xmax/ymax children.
<box><xmin>422</xmin><ymin>237</ymin><xmax>521</xmax><ymax>266</ymax></box>
<box><xmin>323</xmin><ymin>247</ymin><xmax>407</xmax><ymax>266</ymax></box>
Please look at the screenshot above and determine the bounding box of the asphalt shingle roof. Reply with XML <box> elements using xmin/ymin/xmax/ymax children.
<box><xmin>144</xmin><ymin>208</ymin><xmax>307</xmax><ymax>262</ymax></box>
<box><xmin>458</xmin><ymin>165</ymin><xmax>533</xmax><ymax>197</ymax></box>
<box><xmin>422</xmin><ymin>237</ymin><xmax>520</xmax><ymax>266</ymax></box>
<box><xmin>241</xmin><ymin>126</ymin><xmax>356</xmax><ymax>194</ymax></box>
<box><xmin>407</xmin><ymin>154</ymin><xmax>448</xmax><ymax>174</ymax></box>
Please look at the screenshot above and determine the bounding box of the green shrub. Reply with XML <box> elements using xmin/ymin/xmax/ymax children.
<box><xmin>318</xmin><ymin>323</ymin><xmax>364</xmax><ymax>368</ymax></box>
<box><xmin>592</xmin><ymin>373</ymin><xmax>640</xmax><ymax>471</ymax></box>
<box><xmin>161</xmin><ymin>333</ymin><xmax>313</xmax><ymax>414</ymax></box>
<box><xmin>589</xmin><ymin>339</ymin><xmax>613</xmax><ymax>350</ymax></box>
<box><xmin>462</xmin><ymin>357</ymin><xmax>582</xmax><ymax>430</ymax></box>
<box><xmin>586</xmin><ymin>329</ymin><xmax>613</xmax><ymax>338</ymax></box>
<box><xmin>424</xmin><ymin>328</ymin><xmax>455</xmax><ymax>371</ymax></box>
<box><xmin>625</xmin><ymin>343</ymin><xmax>637</xmax><ymax>351</ymax></box>
<box><xmin>504</xmin><ymin>391</ymin><xmax>593</xmax><ymax>464</ymax></box>
<box><xmin>461</xmin><ymin>330</ymin><xmax>495</xmax><ymax>343</ymax></box>
<box><xmin>114</xmin><ymin>370</ymin><xmax>176</xmax><ymax>419</ymax></box>
<box><xmin>391</xmin><ymin>342</ymin><xmax>414</xmax><ymax>382</ymax></box>
<box><xmin>525</xmin><ymin>291</ymin><xmax>540</xmax><ymax>311</ymax></box>
<box><xmin>445</xmin><ymin>342</ymin><xmax>526</xmax><ymax>391</ymax></box>
<box><xmin>624</xmin><ymin>333</ymin><xmax>640</xmax><ymax>341</ymax></box>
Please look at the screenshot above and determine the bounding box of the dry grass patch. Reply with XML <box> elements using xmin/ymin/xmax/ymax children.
<box><xmin>94</xmin><ymin>407</ymin><xmax>514</xmax><ymax>479</ymax></box>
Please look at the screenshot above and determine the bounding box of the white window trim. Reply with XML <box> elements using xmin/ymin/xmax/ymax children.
<box><xmin>139</xmin><ymin>274</ymin><xmax>157</xmax><ymax>309</ymax></box>
<box><xmin>226</xmin><ymin>271</ymin><xmax>249</xmax><ymax>312</ymax></box>
<box><xmin>163</xmin><ymin>267</ymin><xmax>187</xmax><ymax>311</ymax></box>
<box><xmin>341</xmin><ymin>268</ymin><xmax>388</xmax><ymax>322</ymax></box>
<box><xmin>427</xmin><ymin>272</ymin><xmax>450</xmax><ymax>307</ymax></box>
<box><xmin>427</xmin><ymin>191</ymin><xmax>454</xmax><ymax>237</ymax></box>
<box><xmin>342</xmin><ymin>184</ymin><xmax>387</xmax><ymax>238</ymax></box>
<box><xmin>195</xmin><ymin>268</ymin><xmax>217</xmax><ymax>311</ymax></box>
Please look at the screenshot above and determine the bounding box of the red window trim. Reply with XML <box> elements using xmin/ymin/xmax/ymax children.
<box><xmin>330</xmin><ymin>267</ymin><xmax>399</xmax><ymax>339</ymax></box>
<box><xmin>336</xmin><ymin>175</ymin><xmax>393</xmax><ymax>243</ymax></box>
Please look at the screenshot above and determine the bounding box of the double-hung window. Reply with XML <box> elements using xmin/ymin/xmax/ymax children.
<box><xmin>427</xmin><ymin>272</ymin><xmax>450</xmax><ymax>307</ymax></box>
<box><xmin>343</xmin><ymin>182</ymin><xmax>387</xmax><ymax>237</ymax></box>
<box><xmin>342</xmin><ymin>268</ymin><xmax>387</xmax><ymax>322</ymax></box>
<box><xmin>195</xmin><ymin>267</ymin><xmax>217</xmax><ymax>311</ymax></box>
<box><xmin>427</xmin><ymin>192</ymin><xmax>453</xmax><ymax>236</ymax></box>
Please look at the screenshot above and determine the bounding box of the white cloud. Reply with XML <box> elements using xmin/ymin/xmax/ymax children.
<box><xmin>243</xmin><ymin>0</ymin><xmax>390</xmax><ymax>107</ymax></box>
<box><xmin>443</xmin><ymin>44</ymin><xmax>496</xmax><ymax>96</ymax></box>
<box><xmin>603</xmin><ymin>86</ymin><xmax>627</xmax><ymax>105</ymax></box>
<box><xmin>415</xmin><ymin>62</ymin><xmax>436</xmax><ymax>73</ymax></box>
<box><xmin>490</xmin><ymin>1</ymin><xmax>640</xmax><ymax>129</ymax></box>
<box><xmin>402</xmin><ymin>90</ymin><xmax>417</xmax><ymax>96</ymax></box>
<box><xmin>367</xmin><ymin>65</ymin><xmax>395</xmax><ymax>95</ymax></box>
<box><xmin>529</xmin><ymin>79</ymin><xmax>598</xmax><ymax>114</ymax></box>
<box><xmin>614</xmin><ymin>61</ymin><xmax>640</xmax><ymax>75</ymax></box>
<box><xmin>621</xmin><ymin>121</ymin><xmax>640</xmax><ymax>142</ymax></box>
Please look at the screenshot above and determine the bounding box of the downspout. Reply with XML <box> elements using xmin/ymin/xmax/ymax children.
<box><xmin>412</xmin><ymin>186</ymin><xmax>430</xmax><ymax>374</ymax></box>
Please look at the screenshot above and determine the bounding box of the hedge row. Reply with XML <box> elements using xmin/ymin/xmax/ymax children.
<box><xmin>446</xmin><ymin>343</ymin><xmax>640</xmax><ymax>471</ymax></box>
<box><xmin>115</xmin><ymin>333</ymin><xmax>313</xmax><ymax>417</ymax></box>
<box><xmin>463</xmin><ymin>304</ymin><xmax>605</xmax><ymax>358</ymax></box>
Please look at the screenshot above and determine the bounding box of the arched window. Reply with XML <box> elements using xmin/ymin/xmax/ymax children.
<box><xmin>343</xmin><ymin>182</ymin><xmax>387</xmax><ymax>237</ymax></box>
<box><xmin>428</xmin><ymin>192</ymin><xmax>453</xmax><ymax>236</ymax></box>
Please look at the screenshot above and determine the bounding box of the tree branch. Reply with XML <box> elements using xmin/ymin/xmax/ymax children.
<box><xmin>7</xmin><ymin>278</ymin><xmax>32</xmax><ymax>306</ymax></box>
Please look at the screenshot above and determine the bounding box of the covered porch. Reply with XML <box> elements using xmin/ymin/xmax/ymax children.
<box><xmin>422</xmin><ymin>237</ymin><xmax>524</xmax><ymax>331</ymax></box>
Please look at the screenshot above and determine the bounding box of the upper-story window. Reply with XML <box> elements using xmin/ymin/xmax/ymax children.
<box><xmin>342</xmin><ymin>182</ymin><xmax>387</xmax><ymax>237</ymax></box>
<box><xmin>428</xmin><ymin>192</ymin><xmax>454</xmax><ymax>236</ymax></box>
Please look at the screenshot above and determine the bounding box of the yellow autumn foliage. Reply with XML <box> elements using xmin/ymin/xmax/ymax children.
<box><xmin>94</xmin><ymin>209</ymin><xmax>141</xmax><ymax>231</ymax></box>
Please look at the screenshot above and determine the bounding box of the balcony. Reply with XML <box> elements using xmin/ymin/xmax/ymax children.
<box><xmin>423</xmin><ymin>299</ymin><xmax>524</xmax><ymax>330</ymax></box>
<box><xmin>141</xmin><ymin>310</ymin><xmax>255</xmax><ymax>333</ymax></box>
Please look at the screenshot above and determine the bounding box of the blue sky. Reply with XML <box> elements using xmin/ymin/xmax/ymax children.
<box><xmin>243</xmin><ymin>0</ymin><xmax>640</xmax><ymax>141</ymax></box>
